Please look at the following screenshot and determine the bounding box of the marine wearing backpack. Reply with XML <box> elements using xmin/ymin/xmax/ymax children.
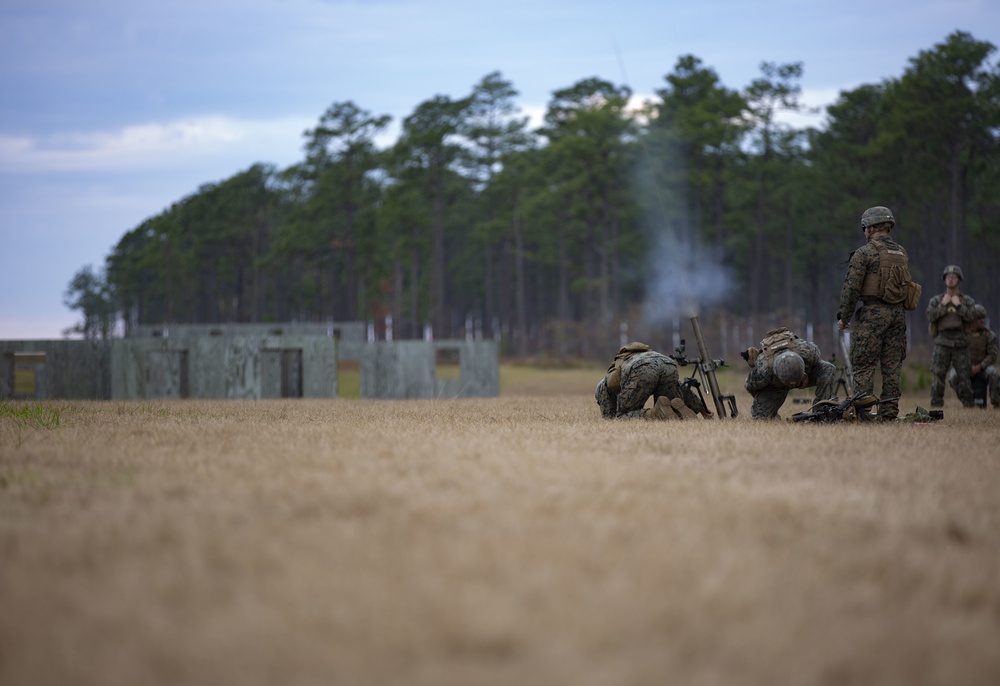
<box><xmin>743</xmin><ymin>328</ymin><xmax>836</xmax><ymax>419</ymax></box>
<box><xmin>604</xmin><ymin>341</ymin><xmax>650</xmax><ymax>393</ymax></box>
<box><xmin>836</xmin><ymin>206</ymin><xmax>912</xmax><ymax>420</ymax></box>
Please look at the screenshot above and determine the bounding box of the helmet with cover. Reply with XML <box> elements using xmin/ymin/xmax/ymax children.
<box><xmin>942</xmin><ymin>264</ymin><xmax>964</xmax><ymax>281</ymax></box>
<box><xmin>972</xmin><ymin>304</ymin><xmax>987</xmax><ymax>320</ymax></box>
<box><xmin>860</xmin><ymin>206</ymin><xmax>895</xmax><ymax>230</ymax></box>
<box><xmin>774</xmin><ymin>350</ymin><xmax>805</xmax><ymax>388</ymax></box>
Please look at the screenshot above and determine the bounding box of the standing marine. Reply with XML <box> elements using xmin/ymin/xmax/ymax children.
<box><xmin>837</xmin><ymin>206</ymin><xmax>920</xmax><ymax>421</ymax></box>
<box><xmin>926</xmin><ymin>265</ymin><xmax>976</xmax><ymax>408</ymax></box>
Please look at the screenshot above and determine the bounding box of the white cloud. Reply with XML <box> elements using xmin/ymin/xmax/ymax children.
<box><xmin>0</xmin><ymin>114</ymin><xmax>313</xmax><ymax>174</ymax></box>
<box><xmin>774</xmin><ymin>86</ymin><xmax>844</xmax><ymax>130</ymax></box>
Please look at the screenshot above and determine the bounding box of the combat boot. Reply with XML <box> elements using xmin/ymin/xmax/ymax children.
<box><xmin>669</xmin><ymin>397</ymin><xmax>698</xmax><ymax>420</ymax></box>
<box><xmin>649</xmin><ymin>396</ymin><xmax>678</xmax><ymax>420</ymax></box>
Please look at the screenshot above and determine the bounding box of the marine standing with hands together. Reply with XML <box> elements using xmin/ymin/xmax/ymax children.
<box><xmin>926</xmin><ymin>265</ymin><xmax>977</xmax><ymax>407</ymax></box>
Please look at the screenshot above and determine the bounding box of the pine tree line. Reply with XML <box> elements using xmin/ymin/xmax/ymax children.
<box><xmin>66</xmin><ymin>31</ymin><xmax>1000</xmax><ymax>362</ymax></box>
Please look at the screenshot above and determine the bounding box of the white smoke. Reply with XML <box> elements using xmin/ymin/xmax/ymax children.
<box><xmin>641</xmin><ymin>230</ymin><xmax>733</xmax><ymax>328</ymax></box>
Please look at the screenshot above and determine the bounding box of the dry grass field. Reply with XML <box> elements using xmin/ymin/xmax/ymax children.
<box><xmin>2</xmin><ymin>365</ymin><xmax>999</xmax><ymax>686</ymax></box>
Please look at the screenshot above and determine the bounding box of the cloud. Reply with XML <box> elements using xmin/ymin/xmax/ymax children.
<box><xmin>0</xmin><ymin>114</ymin><xmax>312</xmax><ymax>174</ymax></box>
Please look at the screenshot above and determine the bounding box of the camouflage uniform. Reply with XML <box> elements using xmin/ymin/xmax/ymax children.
<box><xmin>948</xmin><ymin>324</ymin><xmax>999</xmax><ymax>408</ymax></box>
<box><xmin>595</xmin><ymin>350</ymin><xmax>705</xmax><ymax>419</ymax></box>
<box><xmin>838</xmin><ymin>234</ymin><xmax>908</xmax><ymax>419</ymax></box>
<box><xmin>744</xmin><ymin>335</ymin><xmax>835</xmax><ymax>419</ymax></box>
<box><xmin>927</xmin><ymin>292</ymin><xmax>976</xmax><ymax>407</ymax></box>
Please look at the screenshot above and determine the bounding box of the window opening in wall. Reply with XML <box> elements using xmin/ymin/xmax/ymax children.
<box><xmin>435</xmin><ymin>347</ymin><xmax>461</xmax><ymax>380</ymax></box>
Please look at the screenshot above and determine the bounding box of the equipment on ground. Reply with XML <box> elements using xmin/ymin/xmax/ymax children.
<box><xmin>791</xmin><ymin>392</ymin><xmax>898</xmax><ymax>423</ymax></box>
<box><xmin>829</xmin><ymin>353</ymin><xmax>852</xmax><ymax>399</ymax></box>
<box><xmin>673</xmin><ymin>316</ymin><xmax>738</xmax><ymax>419</ymax></box>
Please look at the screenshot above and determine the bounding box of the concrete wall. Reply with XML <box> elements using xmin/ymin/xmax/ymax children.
<box><xmin>1</xmin><ymin>340</ymin><xmax>111</xmax><ymax>400</ymax></box>
<box><xmin>360</xmin><ymin>340</ymin><xmax>498</xmax><ymax>399</ymax></box>
<box><xmin>131</xmin><ymin>322</ymin><xmax>367</xmax><ymax>360</ymax></box>
<box><xmin>2</xmin><ymin>331</ymin><xmax>496</xmax><ymax>401</ymax></box>
<box><xmin>1</xmin><ymin>336</ymin><xmax>335</xmax><ymax>400</ymax></box>
<box><xmin>110</xmin><ymin>335</ymin><xmax>337</xmax><ymax>400</ymax></box>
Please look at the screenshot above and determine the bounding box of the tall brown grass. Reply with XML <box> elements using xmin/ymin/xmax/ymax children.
<box><xmin>1</xmin><ymin>367</ymin><xmax>999</xmax><ymax>686</ymax></box>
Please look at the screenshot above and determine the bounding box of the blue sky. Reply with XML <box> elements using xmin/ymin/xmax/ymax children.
<box><xmin>2</xmin><ymin>0</ymin><xmax>998</xmax><ymax>339</ymax></box>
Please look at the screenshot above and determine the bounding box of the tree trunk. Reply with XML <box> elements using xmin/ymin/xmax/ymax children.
<box><xmin>432</xmin><ymin>173</ymin><xmax>446</xmax><ymax>337</ymax></box>
<box><xmin>513</xmin><ymin>193</ymin><xmax>527</xmax><ymax>358</ymax></box>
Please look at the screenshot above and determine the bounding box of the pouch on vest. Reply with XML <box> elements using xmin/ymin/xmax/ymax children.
<box><xmin>759</xmin><ymin>328</ymin><xmax>797</xmax><ymax>367</ymax></box>
<box><xmin>968</xmin><ymin>332</ymin><xmax>987</xmax><ymax>365</ymax></box>
<box><xmin>859</xmin><ymin>244</ymin><xmax>919</xmax><ymax>309</ymax></box>
<box><xmin>904</xmin><ymin>281</ymin><xmax>922</xmax><ymax>311</ymax></box>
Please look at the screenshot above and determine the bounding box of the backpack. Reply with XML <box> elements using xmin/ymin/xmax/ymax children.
<box><xmin>860</xmin><ymin>243</ymin><xmax>921</xmax><ymax>310</ymax></box>
<box><xmin>759</xmin><ymin>328</ymin><xmax>797</xmax><ymax>367</ymax></box>
<box><xmin>605</xmin><ymin>342</ymin><xmax>651</xmax><ymax>393</ymax></box>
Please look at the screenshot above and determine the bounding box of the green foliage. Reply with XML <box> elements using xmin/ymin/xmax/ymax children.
<box><xmin>0</xmin><ymin>402</ymin><xmax>62</xmax><ymax>429</ymax></box>
<box><xmin>902</xmin><ymin>364</ymin><xmax>933</xmax><ymax>393</ymax></box>
<box><xmin>63</xmin><ymin>265</ymin><xmax>116</xmax><ymax>339</ymax></box>
<box><xmin>78</xmin><ymin>36</ymin><xmax>1000</xmax><ymax>361</ymax></box>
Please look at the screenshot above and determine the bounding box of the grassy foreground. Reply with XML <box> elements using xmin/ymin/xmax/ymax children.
<box><xmin>1</xmin><ymin>366</ymin><xmax>999</xmax><ymax>686</ymax></box>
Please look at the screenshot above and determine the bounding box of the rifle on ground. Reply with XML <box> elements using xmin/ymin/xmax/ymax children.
<box><xmin>791</xmin><ymin>392</ymin><xmax>898</xmax><ymax>423</ymax></box>
<box><xmin>673</xmin><ymin>316</ymin><xmax>738</xmax><ymax>419</ymax></box>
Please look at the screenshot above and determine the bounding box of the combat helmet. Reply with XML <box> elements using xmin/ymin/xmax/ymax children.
<box><xmin>942</xmin><ymin>264</ymin><xmax>964</xmax><ymax>281</ymax></box>
<box><xmin>972</xmin><ymin>304</ymin><xmax>987</xmax><ymax>320</ymax></box>
<box><xmin>774</xmin><ymin>350</ymin><xmax>805</xmax><ymax>388</ymax></box>
<box><xmin>860</xmin><ymin>206</ymin><xmax>895</xmax><ymax>230</ymax></box>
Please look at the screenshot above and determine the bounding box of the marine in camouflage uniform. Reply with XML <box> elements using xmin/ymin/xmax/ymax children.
<box><xmin>947</xmin><ymin>304</ymin><xmax>999</xmax><ymax>408</ymax></box>
<box><xmin>743</xmin><ymin>329</ymin><xmax>835</xmax><ymax>420</ymax></box>
<box><xmin>595</xmin><ymin>346</ymin><xmax>708</xmax><ymax>419</ymax></box>
<box><xmin>926</xmin><ymin>265</ymin><xmax>976</xmax><ymax>407</ymax></box>
<box><xmin>837</xmin><ymin>206</ymin><xmax>910</xmax><ymax>420</ymax></box>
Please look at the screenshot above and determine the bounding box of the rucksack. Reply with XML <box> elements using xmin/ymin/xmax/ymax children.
<box><xmin>860</xmin><ymin>243</ymin><xmax>921</xmax><ymax>310</ymax></box>
<box><xmin>605</xmin><ymin>342</ymin><xmax>651</xmax><ymax>392</ymax></box>
<box><xmin>759</xmin><ymin>328</ymin><xmax>797</xmax><ymax>368</ymax></box>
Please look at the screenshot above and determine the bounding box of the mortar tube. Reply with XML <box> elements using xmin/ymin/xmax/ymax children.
<box><xmin>691</xmin><ymin>315</ymin><xmax>727</xmax><ymax>418</ymax></box>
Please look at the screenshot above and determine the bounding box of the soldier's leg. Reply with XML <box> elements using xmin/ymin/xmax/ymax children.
<box><xmin>968</xmin><ymin>371</ymin><xmax>989</xmax><ymax>407</ymax></box>
<box><xmin>750</xmin><ymin>387</ymin><xmax>788</xmax><ymax>420</ymax></box>
<box><xmin>595</xmin><ymin>378</ymin><xmax>617</xmax><ymax>419</ymax></box>
<box><xmin>984</xmin><ymin>365</ymin><xmax>1000</xmax><ymax>407</ymax></box>
<box><xmin>876</xmin><ymin>311</ymin><xmax>906</xmax><ymax>419</ymax></box>
<box><xmin>947</xmin><ymin>368</ymin><xmax>958</xmax><ymax>393</ymax></box>
<box><xmin>679</xmin><ymin>383</ymin><xmax>709</xmax><ymax>416</ymax></box>
<box><xmin>929</xmin><ymin>344</ymin><xmax>951</xmax><ymax>406</ymax></box>
<box><xmin>616</xmin><ymin>360</ymin><xmax>655</xmax><ymax>418</ymax></box>
<box><xmin>849</xmin><ymin>309</ymin><xmax>879</xmax><ymax>398</ymax></box>
<box><xmin>950</xmin><ymin>346</ymin><xmax>975</xmax><ymax>407</ymax></box>
<box><xmin>651</xmin><ymin>363</ymin><xmax>682</xmax><ymax>402</ymax></box>
<box><xmin>810</xmin><ymin>359</ymin><xmax>837</xmax><ymax>403</ymax></box>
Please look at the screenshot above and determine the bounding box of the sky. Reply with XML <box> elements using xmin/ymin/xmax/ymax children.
<box><xmin>2</xmin><ymin>0</ymin><xmax>998</xmax><ymax>339</ymax></box>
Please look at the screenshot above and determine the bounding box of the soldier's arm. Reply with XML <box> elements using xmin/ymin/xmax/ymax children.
<box><xmin>744</xmin><ymin>362</ymin><xmax>774</xmax><ymax>393</ymax></box>
<box><xmin>983</xmin><ymin>331</ymin><xmax>999</xmax><ymax>368</ymax></box>
<box><xmin>837</xmin><ymin>254</ymin><xmax>868</xmax><ymax>325</ymax></box>
<box><xmin>925</xmin><ymin>295</ymin><xmax>946</xmax><ymax>322</ymax></box>
<box><xmin>958</xmin><ymin>296</ymin><xmax>977</xmax><ymax>323</ymax></box>
<box><xmin>798</xmin><ymin>341</ymin><xmax>821</xmax><ymax>368</ymax></box>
